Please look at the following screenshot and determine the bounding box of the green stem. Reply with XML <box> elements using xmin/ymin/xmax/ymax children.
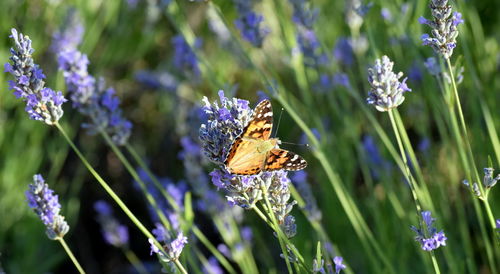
<box><xmin>126</xmin><ymin>143</ymin><xmax>238</xmax><ymax>273</ymax></box>
<box><xmin>387</xmin><ymin>110</ymin><xmax>422</xmax><ymax>215</ymax></box>
<box><xmin>57</xmin><ymin>237</ymin><xmax>85</xmax><ymax>274</ymax></box>
<box><xmin>100</xmin><ymin>131</ymin><xmax>172</xmax><ymax>231</ymax></box>
<box><xmin>258</xmin><ymin>185</ymin><xmax>293</xmax><ymax>274</ymax></box>
<box><xmin>122</xmin><ymin>248</ymin><xmax>149</xmax><ymax>274</ymax></box>
<box><xmin>125</xmin><ymin>143</ymin><xmax>181</xmax><ymax>213</ymax></box>
<box><xmin>192</xmin><ymin>226</ymin><xmax>237</xmax><ymax>274</ymax></box>
<box><xmin>54</xmin><ymin>123</ymin><xmax>155</xmax><ymax>241</ymax></box>
<box><xmin>173</xmin><ymin>259</ymin><xmax>188</xmax><ymax>274</ymax></box>
<box><xmin>388</xmin><ymin>110</ymin><xmax>441</xmax><ymax>274</ymax></box>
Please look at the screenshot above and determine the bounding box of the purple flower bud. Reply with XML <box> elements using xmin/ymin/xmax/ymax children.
<box><xmin>26</xmin><ymin>174</ymin><xmax>69</xmax><ymax>239</ymax></box>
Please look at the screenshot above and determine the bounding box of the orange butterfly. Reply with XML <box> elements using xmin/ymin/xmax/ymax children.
<box><xmin>224</xmin><ymin>99</ymin><xmax>307</xmax><ymax>175</ymax></box>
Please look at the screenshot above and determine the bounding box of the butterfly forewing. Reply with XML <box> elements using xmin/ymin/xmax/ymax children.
<box><xmin>243</xmin><ymin>99</ymin><xmax>273</xmax><ymax>140</ymax></box>
<box><xmin>265</xmin><ymin>149</ymin><xmax>308</xmax><ymax>171</ymax></box>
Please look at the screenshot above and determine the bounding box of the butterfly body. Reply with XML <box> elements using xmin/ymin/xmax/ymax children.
<box><xmin>224</xmin><ymin>100</ymin><xmax>307</xmax><ymax>175</ymax></box>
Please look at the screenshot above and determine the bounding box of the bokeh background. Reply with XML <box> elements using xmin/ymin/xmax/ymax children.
<box><xmin>0</xmin><ymin>0</ymin><xmax>499</xmax><ymax>273</ymax></box>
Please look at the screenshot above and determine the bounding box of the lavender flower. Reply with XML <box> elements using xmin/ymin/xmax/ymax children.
<box><xmin>55</xmin><ymin>27</ymin><xmax>132</xmax><ymax>145</ymax></box>
<box><xmin>5</xmin><ymin>29</ymin><xmax>67</xmax><ymax>125</ymax></box>
<box><xmin>135</xmin><ymin>169</ymin><xmax>186</xmax><ymax>227</ymax></box>
<box><xmin>333</xmin><ymin>38</ymin><xmax>354</xmax><ymax>67</ymax></box>
<box><xmin>297</xmin><ymin>29</ymin><xmax>327</xmax><ymax>68</ymax></box>
<box><xmin>26</xmin><ymin>174</ymin><xmax>69</xmax><ymax>239</ymax></box>
<box><xmin>291</xmin><ymin>171</ymin><xmax>321</xmax><ymax>222</ymax></box>
<box><xmin>289</xmin><ymin>0</ymin><xmax>318</xmax><ymax>29</ymax></box>
<box><xmin>496</xmin><ymin>219</ymin><xmax>500</xmax><ymax>229</ymax></box>
<box><xmin>411</xmin><ymin>211</ymin><xmax>447</xmax><ymax>251</ymax></box>
<box><xmin>419</xmin><ymin>1</ymin><xmax>463</xmax><ymax>59</ymax></box>
<box><xmin>203</xmin><ymin>257</ymin><xmax>224</xmax><ymax>274</ymax></box>
<box><xmin>51</xmin><ymin>9</ymin><xmax>84</xmax><ymax>53</ymax></box>
<box><xmin>483</xmin><ymin>167</ymin><xmax>499</xmax><ymax>189</ymax></box>
<box><xmin>135</xmin><ymin>70</ymin><xmax>178</xmax><ymax>92</ymax></box>
<box><xmin>149</xmin><ymin>224</ymin><xmax>188</xmax><ymax>262</ymax></box>
<box><xmin>233</xmin><ymin>0</ymin><xmax>269</xmax><ymax>47</ymax></box>
<box><xmin>345</xmin><ymin>0</ymin><xmax>371</xmax><ymax>32</ymax></box>
<box><xmin>289</xmin><ymin>0</ymin><xmax>327</xmax><ymax>68</ymax></box>
<box><xmin>172</xmin><ymin>35</ymin><xmax>201</xmax><ymax>78</ymax></box>
<box><xmin>366</xmin><ymin>55</ymin><xmax>411</xmax><ymax>112</ymax></box>
<box><xmin>199</xmin><ymin>90</ymin><xmax>253</xmax><ymax>164</ymax></box>
<box><xmin>333</xmin><ymin>256</ymin><xmax>346</xmax><ymax>273</ymax></box>
<box><xmin>463</xmin><ymin>167</ymin><xmax>499</xmax><ymax>198</ymax></box>
<box><xmin>94</xmin><ymin>200</ymin><xmax>129</xmax><ymax>247</ymax></box>
<box><xmin>312</xmin><ymin>258</ymin><xmax>325</xmax><ymax>273</ymax></box>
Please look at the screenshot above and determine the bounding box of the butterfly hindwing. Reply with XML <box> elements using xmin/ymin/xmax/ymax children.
<box><xmin>243</xmin><ymin>99</ymin><xmax>273</xmax><ymax>140</ymax></box>
<box><xmin>265</xmin><ymin>148</ymin><xmax>308</xmax><ymax>171</ymax></box>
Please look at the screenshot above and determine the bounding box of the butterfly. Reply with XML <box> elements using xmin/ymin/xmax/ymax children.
<box><xmin>224</xmin><ymin>99</ymin><xmax>307</xmax><ymax>175</ymax></box>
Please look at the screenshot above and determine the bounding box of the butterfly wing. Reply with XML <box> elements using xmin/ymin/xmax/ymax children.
<box><xmin>225</xmin><ymin>138</ymin><xmax>266</xmax><ymax>175</ymax></box>
<box><xmin>225</xmin><ymin>99</ymin><xmax>274</xmax><ymax>175</ymax></box>
<box><xmin>243</xmin><ymin>99</ymin><xmax>273</xmax><ymax>140</ymax></box>
<box><xmin>265</xmin><ymin>148</ymin><xmax>308</xmax><ymax>171</ymax></box>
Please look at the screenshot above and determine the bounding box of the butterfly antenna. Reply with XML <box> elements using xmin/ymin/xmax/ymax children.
<box><xmin>274</xmin><ymin>107</ymin><xmax>284</xmax><ymax>137</ymax></box>
<box><xmin>280</xmin><ymin>141</ymin><xmax>310</xmax><ymax>147</ymax></box>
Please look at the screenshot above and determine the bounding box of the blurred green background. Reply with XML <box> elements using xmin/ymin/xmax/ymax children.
<box><xmin>0</xmin><ymin>0</ymin><xmax>499</xmax><ymax>273</ymax></box>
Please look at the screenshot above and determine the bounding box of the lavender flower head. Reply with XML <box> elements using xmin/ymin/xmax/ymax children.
<box><xmin>366</xmin><ymin>55</ymin><xmax>411</xmax><ymax>112</ymax></box>
<box><xmin>333</xmin><ymin>256</ymin><xmax>346</xmax><ymax>274</ymax></box>
<box><xmin>5</xmin><ymin>29</ymin><xmax>67</xmax><ymax>125</ymax></box>
<box><xmin>483</xmin><ymin>167</ymin><xmax>499</xmax><ymax>189</ymax></box>
<box><xmin>149</xmin><ymin>224</ymin><xmax>188</xmax><ymax>262</ymax></box>
<box><xmin>289</xmin><ymin>0</ymin><xmax>318</xmax><ymax>29</ymax></box>
<box><xmin>411</xmin><ymin>211</ymin><xmax>447</xmax><ymax>251</ymax></box>
<box><xmin>233</xmin><ymin>0</ymin><xmax>269</xmax><ymax>48</ymax></box>
<box><xmin>419</xmin><ymin>0</ymin><xmax>464</xmax><ymax>59</ymax></box>
<box><xmin>172</xmin><ymin>35</ymin><xmax>201</xmax><ymax>78</ymax></box>
<box><xmin>94</xmin><ymin>200</ymin><xmax>129</xmax><ymax>247</ymax></box>
<box><xmin>51</xmin><ymin>9</ymin><xmax>84</xmax><ymax>54</ymax></box>
<box><xmin>291</xmin><ymin>171</ymin><xmax>321</xmax><ymax>222</ymax></box>
<box><xmin>26</xmin><ymin>174</ymin><xmax>69</xmax><ymax>239</ymax></box>
<box><xmin>199</xmin><ymin>90</ymin><xmax>253</xmax><ymax>165</ymax></box>
<box><xmin>199</xmin><ymin>91</ymin><xmax>297</xmax><ymax>235</ymax></box>
<box><xmin>54</xmin><ymin>24</ymin><xmax>132</xmax><ymax>145</ymax></box>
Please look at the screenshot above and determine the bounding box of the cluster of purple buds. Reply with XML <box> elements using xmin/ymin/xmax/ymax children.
<box><xmin>291</xmin><ymin>171</ymin><xmax>322</xmax><ymax>222</ymax></box>
<box><xmin>149</xmin><ymin>224</ymin><xmax>188</xmax><ymax>263</ymax></box>
<box><xmin>94</xmin><ymin>200</ymin><xmax>129</xmax><ymax>248</ymax></box>
<box><xmin>5</xmin><ymin>29</ymin><xmax>67</xmax><ymax>125</ymax></box>
<box><xmin>135</xmin><ymin>168</ymin><xmax>185</xmax><ymax>228</ymax></box>
<box><xmin>233</xmin><ymin>0</ymin><xmax>269</xmax><ymax>48</ymax></box>
<box><xmin>200</xmin><ymin>91</ymin><xmax>297</xmax><ymax>237</ymax></box>
<box><xmin>26</xmin><ymin>174</ymin><xmax>69</xmax><ymax>239</ymax></box>
<box><xmin>462</xmin><ymin>167</ymin><xmax>499</xmax><ymax>199</ymax></box>
<box><xmin>345</xmin><ymin>0</ymin><xmax>372</xmax><ymax>32</ymax></box>
<box><xmin>51</xmin><ymin>9</ymin><xmax>84</xmax><ymax>54</ymax></box>
<box><xmin>419</xmin><ymin>0</ymin><xmax>464</xmax><ymax>59</ymax></box>
<box><xmin>179</xmin><ymin>135</ymin><xmax>228</xmax><ymax>214</ymax></box>
<box><xmin>53</xmin><ymin>18</ymin><xmax>132</xmax><ymax>145</ymax></box>
<box><xmin>199</xmin><ymin>90</ymin><xmax>253</xmax><ymax>165</ymax></box>
<box><xmin>411</xmin><ymin>211</ymin><xmax>447</xmax><ymax>251</ymax></box>
<box><xmin>171</xmin><ymin>35</ymin><xmax>201</xmax><ymax>79</ymax></box>
<box><xmin>366</xmin><ymin>55</ymin><xmax>411</xmax><ymax>112</ymax></box>
<box><xmin>289</xmin><ymin>0</ymin><xmax>327</xmax><ymax>68</ymax></box>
